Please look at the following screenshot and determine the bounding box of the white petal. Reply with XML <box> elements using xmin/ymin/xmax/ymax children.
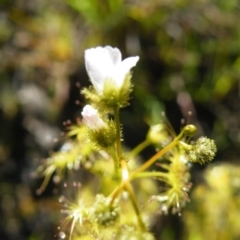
<box><xmin>85</xmin><ymin>47</ymin><xmax>119</xmax><ymax>92</ymax></box>
<box><xmin>113</xmin><ymin>56</ymin><xmax>140</xmax><ymax>87</ymax></box>
<box><xmin>85</xmin><ymin>47</ymin><xmax>108</xmax><ymax>93</ymax></box>
<box><xmin>84</xmin><ymin>46</ymin><xmax>139</xmax><ymax>92</ymax></box>
<box><xmin>81</xmin><ymin>105</ymin><xmax>106</xmax><ymax>129</ymax></box>
<box><xmin>104</xmin><ymin>46</ymin><xmax>122</xmax><ymax>65</ymax></box>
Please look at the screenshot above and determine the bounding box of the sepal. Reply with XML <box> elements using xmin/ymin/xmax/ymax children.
<box><xmin>88</xmin><ymin>119</ymin><xmax>117</xmax><ymax>150</ymax></box>
<box><xmin>81</xmin><ymin>75</ymin><xmax>133</xmax><ymax>110</ymax></box>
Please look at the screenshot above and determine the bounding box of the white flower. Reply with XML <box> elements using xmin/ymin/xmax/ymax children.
<box><xmin>84</xmin><ymin>46</ymin><xmax>139</xmax><ymax>93</ymax></box>
<box><xmin>81</xmin><ymin>105</ymin><xmax>106</xmax><ymax>129</ymax></box>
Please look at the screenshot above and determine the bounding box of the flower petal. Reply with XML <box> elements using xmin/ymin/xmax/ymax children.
<box><xmin>104</xmin><ymin>46</ymin><xmax>122</xmax><ymax>65</ymax></box>
<box><xmin>84</xmin><ymin>46</ymin><xmax>139</xmax><ymax>93</ymax></box>
<box><xmin>81</xmin><ymin>105</ymin><xmax>106</xmax><ymax>129</ymax></box>
<box><xmin>113</xmin><ymin>56</ymin><xmax>140</xmax><ymax>87</ymax></box>
<box><xmin>85</xmin><ymin>47</ymin><xmax>109</xmax><ymax>93</ymax></box>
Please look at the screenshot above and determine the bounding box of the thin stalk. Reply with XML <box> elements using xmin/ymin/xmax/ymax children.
<box><xmin>131</xmin><ymin>171</ymin><xmax>168</xmax><ymax>180</ymax></box>
<box><xmin>110</xmin><ymin>146</ymin><xmax>119</xmax><ymax>176</ymax></box>
<box><xmin>124</xmin><ymin>182</ymin><xmax>146</xmax><ymax>231</ymax></box>
<box><xmin>114</xmin><ymin>107</ymin><xmax>122</xmax><ymax>161</ymax></box>
<box><xmin>129</xmin><ymin>139</ymin><xmax>151</xmax><ymax>158</ymax></box>
<box><xmin>120</xmin><ymin>159</ymin><xmax>146</xmax><ymax>231</ymax></box>
<box><xmin>109</xmin><ymin>133</ymin><xmax>183</xmax><ymax>203</ymax></box>
<box><xmin>109</xmin><ymin>181</ymin><xmax>125</xmax><ymax>204</ymax></box>
<box><xmin>131</xmin><ymin>132</ymin><xmax>184</xmax><ymax>178</ymax></box>
<box><xmin>109</xmin><ymin>159</ymin><xmax>129</xmax><ymax>204</ymax></box>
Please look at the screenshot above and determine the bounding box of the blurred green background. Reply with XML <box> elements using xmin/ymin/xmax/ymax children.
<box><xmin>0</xmin><ymin>0</ymin><xmax>240</xmax><ymax>239</ymax></box>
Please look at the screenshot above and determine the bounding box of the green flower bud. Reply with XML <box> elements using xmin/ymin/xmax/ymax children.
<box><xmin>182</xmin><ymin>124</ymin><xmax>197</xmax><ymax>136</ymax></box>
<box><xmin>81</xmin><ymin>105</ymin><xmax>117</xmax><ymax>149</ymax></box>
<box><xmin>88</xmin><ymin>120</ymin><xmax>117</xmax><ymax>149</ymax></box>
<box><xmin>184</xmin><ymin>137</ymin><xmax>217</xmax><ymax>164</ymax></box>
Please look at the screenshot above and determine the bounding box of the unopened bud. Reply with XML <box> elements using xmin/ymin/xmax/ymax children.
<box><xmin>182</xmin><ymin>125</ymin><xmax>197</xmax><ymax>136</ymax></box>
<box><xmin>185</xmin><ymin>137</ymin><xmax>217</xmax><ymax>164</ymax></box>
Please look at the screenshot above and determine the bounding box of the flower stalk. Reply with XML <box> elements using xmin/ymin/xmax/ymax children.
<box><xmin>114</xmin><ymin>106</ymin><xmax>122</xmax><ymax>162</ymax></box>
<box><xmin>129</xmin><ymin>139</ymin><xmax>151</xmax><ymax>159</ymax></box>
<box><xmin>130</xmin><ymin>131</ymin><xmax>182</xmax><ymax>179</ymax></box>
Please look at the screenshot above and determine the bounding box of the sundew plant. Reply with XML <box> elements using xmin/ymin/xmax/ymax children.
<box><xmin>36</xmin><ymin>46</ymin><xmax>217</xmax><ymax>240</ymax></box>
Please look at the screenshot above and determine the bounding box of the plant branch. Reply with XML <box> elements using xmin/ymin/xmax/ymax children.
<box><xmin>114</xmin><ymin>107</ymin><xmax>122</xmax><ymax>162</ymax></box>
<box><xmin>130</xmin><ymin>130</ymin><xmax>185</xmax><ymax>178</ymax></box>
<box><xmin>129</xmin><ymin>139</ymin><xmax>151</xmax><ymax>158</ymax></box>
<box><xmin>131</xmin><ymin>171</ymin><xmax>168</xmax><ymax>180</ymax></box>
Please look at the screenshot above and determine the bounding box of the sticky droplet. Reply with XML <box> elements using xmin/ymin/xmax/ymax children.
<box><xmin>59</xmin><ymin>231</ymin><xmax>66</xmax><ymax>239</ymax></box>
<box><xmin>59</xmin><ymin>196</ymin><xmax>65</xmax><ymax>203</ymax></box>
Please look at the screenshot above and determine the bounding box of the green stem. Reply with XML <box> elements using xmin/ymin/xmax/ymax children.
<box><xmin>120</xmin><ymin>159</ymin><xmax>146</xmax><ymax>231</ymax></box>
<box><xmin>129</xmin><ymin>139</ymin><xmax>151</xmax><ymax>158</ymax></box>
<box><xmin>109</xmin><ymin>132</ymin><xmax>184</xmax><ymax>202</ymax></box>
<box><xmin>109</xmin><ymin>159</ymin><xmax>129</xmax><ymax>204</ymax></box>
<box><xmin>124</xmin><ymin>182</ymin><xmax>146</xmax><ymax>231</ymax></box>
<box><xmin>109</xmin><ymin>181</ymin><xmax>125</xmax><ymax>204</ymax></box>
<box><xmin>108</xmin><ymin>127</ymin><xmax>191</xmax><ymax>229</ymax></box>
<box><xmin>131</xmin><ymin>171</ymin><xmax>168</xmax><ymax>180</ymax></box>
<box><xmin>111</xmin><ymin>146</ymin><xmax>119</xmax><ymax>176</ymax></box>
<box><xmin>131</xmin><ymin>131</ymin><xmax>184</xmax><ymax>179</ymax></box>
<box><xmin>114</xmin><ymin>107</ymin><xmax>122</xmax><ymax>161</ymax></box>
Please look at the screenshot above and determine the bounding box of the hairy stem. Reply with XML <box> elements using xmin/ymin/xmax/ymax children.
<box><xmin>109</xmin><ymin>159</ymin><xmax>129</xmax><ymax>203</ymax></box>
<box><xmin>114</xmin><ymin>107</ymin><xmax>122</xmax><ymax>162</ymax></box>
<box><xmin>110</xmin><ymin>146</ymin><xmax>119</xmax><ymax>176</ymax></box>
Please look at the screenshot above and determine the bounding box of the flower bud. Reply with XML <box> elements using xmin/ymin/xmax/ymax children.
<box><xmin>184</xmin><ymin>137</ymin><xmax>217</xmax><ymax>164</ymax></box>
<box><xmin>182</xmin><ymin>124</ymin><xmax>197</xmax><ymax>136</ymax></box>
<box><xmin>81</xmin><ymin>105</ymin><xmax>117</xmax><ymax>149</ymax></box>
<box><xmin>81</xmin><ymin>104</ymin><xmax>106</xmax><ymax>130</ymax></box>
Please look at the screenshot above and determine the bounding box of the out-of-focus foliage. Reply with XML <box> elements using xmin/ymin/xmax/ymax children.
<box><xmin>0</xmin><ymin>0</ymin><xmax>240</xmax><ymax>239</ymax></box>
<box><xmin>183</xmin><ymin>164</ymin><xmax>240</xmax><ymax>240</ymax></box>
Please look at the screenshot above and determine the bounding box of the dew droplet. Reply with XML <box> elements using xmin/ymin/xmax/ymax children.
<box><xmin>73</xmin><ymin>181</ymin><xmax>77</xmax><ymax>187</ymax></box>
<box><xmin>53</xmin><ymin>175</ymin><xmax>61</xmax><ymax>184</ymax></box>
<box><xmin>36</xmin><ymin>189</ymin><xmax>42</xmax><ymax>196</ymax></box>
<box><xmin>76</xmin><ymin>82</ymin><xmax>81</xmax><ymax>88</ymax></box>
<box><xmin>59</xmin><ymin>231</ymin><xmax>66</xmax><ymax>239</ymax></box>
<box><xmin>161</xmin><ymin>204</ymin><xmax>168</xmax><ymax>214</ymax></box>
<box><xmin>75</xmin><ymin>100</ymin><xmax>81</xmax><ymax>105</ymax></box>
<box><xmin>59</xmin><ymin>196</ymin><xmax>65</xmax><ymax>203</ymax></box>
